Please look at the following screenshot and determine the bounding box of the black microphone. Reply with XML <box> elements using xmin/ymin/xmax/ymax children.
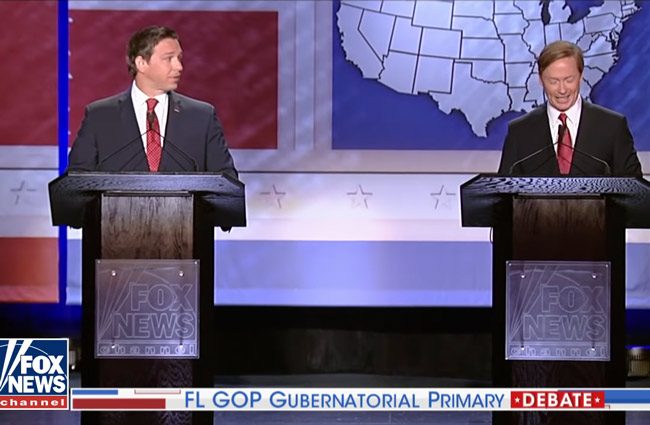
<box><xmin>146</xmin><ymin>110</ymin><xmax>156</xmax><ymax>131</ymax></box>
<box><xmin>557</xmin><ymin>123</ymin><xmax>565</xmax><ymax>148</ymax></box>
<box><xmin>557</xmin><ymin>123</ymin><xmax>612</xmax><ymax>176</ymax></box>
<box><xmin>508</xmin><ymin>124</ymin><xmax>612</xmax><ymax>175</ymax></box>
<box><xmin>508</xmin><ymin>139</ymin><xmax>560</xmax><ymax>175</ymax></box>
<box><xmin>147</xmin><ymin>112</ymin><xmax>199</xmax><ymax>172</ymax></box>
<box><xmin>97</xmin><ymin>126</ymin><xmax>149</xmax><ymax>171</ymax></box>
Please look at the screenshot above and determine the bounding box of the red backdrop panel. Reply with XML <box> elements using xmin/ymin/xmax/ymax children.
<box><xmin>0</xmin><ymin>238</ymin><xmax>59</xmax><ymax>303</ymax></box>
<box><xmin>69</xmin><ymin>9</ymin><xmax>278</xmax><ymax>149</ymax></box>
<box><xmin>0</xmin><ymin>1</ymin><xmax>58</xmax><ymax>146</ymax></box>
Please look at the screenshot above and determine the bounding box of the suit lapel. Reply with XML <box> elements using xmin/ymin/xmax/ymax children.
<box><xmin>159</xmin><ymin>92</ymin><xmax>183</xmax><ymax>171</ymax></box>
<box><xmin>117</xmin><ymin>91</ymin><xmax>148</xmax><ymax>171</ymax></box>
<box><xmin>529</xmin><ymin>106</ymin><xmax>561</xmax><ymax>175</ymax></box>
<box><xmin>533</xmin><ymin>107</ymin><xmax>553</xmax><ymax>150</ymax></box>
<box><xmin>574</xmin><ymin>101</ymin><xmax>592</xmax><ymax>153</ymax></box>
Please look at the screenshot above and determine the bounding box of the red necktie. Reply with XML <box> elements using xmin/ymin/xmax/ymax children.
<box><xmin>557</xmin><ymin>112</ymin><xmax>573</xmax><ymax>175</ymax></box>
<box><xmin>146</xmin><ymin>98</ymin><xmax>161</xmax><ymax>172</ymax></box>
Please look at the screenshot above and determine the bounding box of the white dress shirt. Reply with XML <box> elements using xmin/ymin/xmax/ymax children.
<box><xmin>546</xmin><ymin>96</ymin><xmax>582</xmax><ymax>154</ymax></box>
<box><xmin>131</xmin><ymin>82</ymin><xmax>169</xmax><ymax>152</ymax></box>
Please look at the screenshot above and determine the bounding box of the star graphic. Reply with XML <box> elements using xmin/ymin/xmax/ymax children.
<box><xmin>10</xmin><ymin>180</ymin><xmax>38</xmax><ymax>205</ymax></box>
<box><xmin>347</xmin><ymin>184</ymin><xmax>373</xmax><ymax>209</ymax></box>
<box><xmin>430</xmin><ymin>185</ymin><xmax>456</xmax><ymax>210</ymax></box>
<box><xmin>259</xmin><ymin>184</ymin><xmax>286</xmax><ymax>209</ymax></box>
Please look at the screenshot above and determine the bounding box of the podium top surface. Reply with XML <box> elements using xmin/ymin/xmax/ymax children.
<box><xmin>461</xmin><ymin>174</ymin><xmax>650</xmax><ymax>228</ymax></box>
<box><xmin>49</xmin><ymin>171</ymin><xmax>246</xmax><ymax>228</ymax></box>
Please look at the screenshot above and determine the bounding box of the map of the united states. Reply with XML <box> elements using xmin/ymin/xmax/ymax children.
<box><xmin>337</xmin><ymin>0</ymin><xmax>639</xmax><ymax>137</ymax></box>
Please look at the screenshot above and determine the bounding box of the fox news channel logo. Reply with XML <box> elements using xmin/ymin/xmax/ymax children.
<box><xmin>0</xmin><ymin>339</ymin><xmax>69</xmax><ymax>409</ymax></box>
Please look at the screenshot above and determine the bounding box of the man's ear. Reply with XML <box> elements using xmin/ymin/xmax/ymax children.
<box><xmin>135</xmin><ymin>56</ymin><xmax>148</xmax><ymax>73</ymax></box>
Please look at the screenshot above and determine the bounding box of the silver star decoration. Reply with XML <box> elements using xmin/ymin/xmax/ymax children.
<box><xmin>259</xmin><ymin>184</ymin><xmax>286</xmax><ymax>209</ymax></box>
<box><xmin>10</xmin><ymin>180</ymin><xmax>38</xmax><ymax>205</ymax></box>
<box><xmin>430</xmin><ymin>185</ymin><xmax>456</xmax><ymax>210</ymax></box>
<box><xmin>347</xmin><ymin>184</ymin><xmax>373</xmax><ymax>209</ymax></box>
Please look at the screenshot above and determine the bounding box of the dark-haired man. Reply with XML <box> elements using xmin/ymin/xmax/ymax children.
<box><xmin>68</xmin><ymin>25</ymin><xmax>237</xmax><ymax>177</ymax></box>
<box><xmin>498</xmin><ymin>40</ymin><xmax>641</xmax><ymax>176</ymax></box>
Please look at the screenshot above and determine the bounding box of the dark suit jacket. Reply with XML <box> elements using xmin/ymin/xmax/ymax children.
<box><xmin>68</xmin><ymin>90</ymin><xmax>237</xmax><ymax>178</ymax></box>
<box><xmin>498</xmin><ymin>101</ymin><xmax>642</xmax><ymax>177</ymax></box>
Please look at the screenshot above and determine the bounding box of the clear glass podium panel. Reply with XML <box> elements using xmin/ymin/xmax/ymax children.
<box><xmin>505</xmin><ymin>260</ymin><xmax>610</xmax><ymax>361</ymax></box>
<box><xmin>95</xmin><ymin>259</ymin><xmax>199</xmax><ymax>359</ymax></box>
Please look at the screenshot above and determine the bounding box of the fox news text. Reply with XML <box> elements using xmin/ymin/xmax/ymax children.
<box><xmin>0</xmin><ymin>339</ymin><xmax>68</xmax><ymax>410</ymax></box>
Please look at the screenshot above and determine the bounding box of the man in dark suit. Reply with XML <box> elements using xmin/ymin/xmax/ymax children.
<box><xmin>498</xmin><ymin>40</ymin><xmax>642</xmax><ymax>177</ymax></box>
<box><xmin>68</xmin><ymin>25</ymin><xmax>237</xmax><ymax>178</ymax></box>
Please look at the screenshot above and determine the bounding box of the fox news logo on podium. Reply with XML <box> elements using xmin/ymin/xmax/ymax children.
<box><xmin>0</xmin><ymin>339</ymin><xmax>68</xmax><ymax>409</ymax></box>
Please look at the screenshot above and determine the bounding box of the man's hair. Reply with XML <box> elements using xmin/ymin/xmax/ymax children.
<box><xmin>126</xmin><ymin>26</ymin><xmax>179</xmax><ymax>77</ymax></box>
<box><xmin>537</xmin><ymin>40</ymin><xmax>584</xmax><ymax>76</ymax></box>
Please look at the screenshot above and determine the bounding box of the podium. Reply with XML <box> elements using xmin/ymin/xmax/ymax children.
<box><xmin>49</xmin><ymin>171</ymin><xmax>246</xmax><ymax>425</ymax></box>
<box><xmin>461</xmin><ymin>175</ymin><xmax>650</xmax><ymax>425</ymax></box>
